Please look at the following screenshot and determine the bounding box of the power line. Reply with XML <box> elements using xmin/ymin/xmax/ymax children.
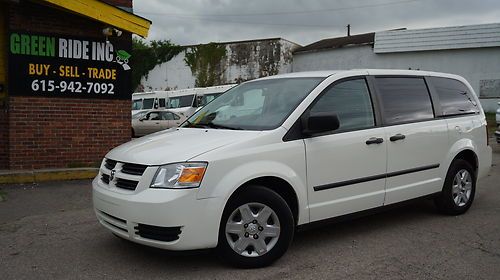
<box><xmin>136</xmin><ymin>0</ymin><xmax>420</xmax><ymax>17</ymax></box>
<box><xmin>153</xmin><ymin>14</ymin><xmax>339</xmax><ymax>28</ymax></box>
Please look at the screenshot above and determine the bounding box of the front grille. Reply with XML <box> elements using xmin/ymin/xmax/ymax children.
<box><xmin>121</xmin><ymin>163</ymin><xmax>148</xmax><ymax>176</ymax></box>
<box><xmin>135</xmin><ymin>224</ymin><xmax>182</xmax><ymax>242</ymax></box>
<box><xmin>98</xmin><ymin>211</ymin><xmax>127</xmax><ymax>233</ymax></box>
<box><xmin>115</xmin><ymin>178</ymin><xmax>139</xmax><ymax>191</ymax></box>
<box><xmin>104</xmin><ymin>159</ymin><xmax>117</xmax><ymax>170</ymax></box>
<box><xmin>100</xmin><ymin>211</ymin><xmax>126</xmax><ymax>224</ymax></box>
<box><xmin>101</xmin><ymin>174</ymin><xmax>110</xmax><ymax>184</ymax></box>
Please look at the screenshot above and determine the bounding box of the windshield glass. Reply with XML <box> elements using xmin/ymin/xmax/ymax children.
<box><xmin>168</xmin><ymin>94</ymin><xmax>195</xmax><ymax>109</ymax></box>
<box><xmin>182</xmin><ymin>77</ymin><xmax>324</xmax><ymax>130</ymax></box>
<box><xmin>132</xmin><ymin>99</ymin><xmax>142</xmax><ymax>110</ymax></box>
<box><xmin>142</xmin><ymin>98</ymin><xmax>155</xmax><ymax>109</ymax></box>
<box><xmin>199</xmin><ymin>93</ymin><xmax>222</xmax><ymax>107</ymax></box>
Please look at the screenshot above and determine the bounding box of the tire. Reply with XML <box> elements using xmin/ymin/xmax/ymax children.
<box><xmin>131</xmin><ymin>128</ymin><xmax>135</xmax><ymax>138</ymax></box>
<box><xmin>217</xmin><ymin>186</ymin><xmax>294</xmax><ymax>268</ymax></box>
<box><xmin>434</xmin><ymin>159</ymin><xmax>476</xmax><ymax>215</ymax></box>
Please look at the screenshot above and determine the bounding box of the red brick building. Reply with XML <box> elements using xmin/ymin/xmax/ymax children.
<box><xmin>0</xmin><ymin>0</ymin><xmax>150</xmax><ymax>170</ymax></box>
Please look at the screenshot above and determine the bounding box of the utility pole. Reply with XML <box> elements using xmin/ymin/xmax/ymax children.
<box><xmin>347</xmin><ymin>24</ymin><xmax>351</xmax><ymax>36</ymax></box>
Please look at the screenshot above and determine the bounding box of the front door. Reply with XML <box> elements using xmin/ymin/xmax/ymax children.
<box><xmin>305</xmin><ymin>78</ymin><xmax>387</xmax><ymax>222</ymax></box>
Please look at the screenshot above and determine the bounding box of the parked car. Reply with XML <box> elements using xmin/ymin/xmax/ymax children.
<box><xmin>131</xmin><ymin>110</ymin><xmax>185</xmax><ymax>137</ymax></box>
<box><xmin>496</xmin><ymin>102</ymin><xmax>500</xmax><ymax>143</ymax></box>
<box><xmin>94</xmin><ymin>70</ymin><xmax>492</xmax><ymax>268</ymax></box>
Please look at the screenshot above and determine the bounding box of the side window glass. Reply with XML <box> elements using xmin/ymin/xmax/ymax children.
<box><xmin>159</xmin><ymin>98</ymin><xmax>166</xmax><ymax>108</ymax></box>
<box><xmin>430</xmin><ymin>77</ymin><xmax>478</xmax><ymax>116</ymax></box>
<box><xmin>173</xmin><ymin>113</ymin><xmax>180</xmax><ymax>120</ymax></box>
<box><xmin>162</xmin><ymin>112</ymin><xmax>173</xmax><ymax>120</ymax></box>
<box><xmin>150</xmin><ymin>112</ymin><xmax>161</xmax><ymax>120</ymax></box>
<box><xmin>310</xmin><ymin>79</ymin><xmax>375</xmax><ymax>131</ymax></box>
<box><xmin>376</xmin><ymin>77</ymin><xmax>434</xmax><ymax>124</ymax></box>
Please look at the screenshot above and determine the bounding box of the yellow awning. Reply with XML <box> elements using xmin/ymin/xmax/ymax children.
<box><xmin>39</xmin><ymin>0</ymin><xmax>151</xmax><ymax>37</ymax></box>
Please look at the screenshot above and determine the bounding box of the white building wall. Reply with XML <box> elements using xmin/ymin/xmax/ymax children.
<box><xmin>140</xmin><ymin>39</ymin><xmax>299</xmax><ymax>91</ymax></box>
<box><xmin>141</xmin><ymin>52</ymin><xmax>196</xmax><ymax>91</ymax></box>
<box><xmin>293</xmin><ymin>46</ymin><xmax>500</xmax><ymax>112</ymax></box>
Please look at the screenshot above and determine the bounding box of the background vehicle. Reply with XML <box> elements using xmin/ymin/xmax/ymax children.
<box><xmin>131</xmin><ymin>109</ymin><xmax>185</xmax><ymax>137</ymax></box>
<box><xmin>167</xmin><ymin>85</ymin><xmax>236</xmax><ymax>117</ymax></box>
<box><xmin>132</xmin><ymin>85</ymin><xmax>236</xmax><ymax>117</ymax></box>
<box><xmin>196</xmin><ymin>84</ymin><xmax>237</xmax><ymax>107</ymax></box>
<box><xmin>131</xmin><ymin>91</ymin><xmax>168</xmax><ymax>115</ymax></box>
<box><xmin>95</xmin><ymin>70</ymin><xmax>492</xmax><ymax>268</ymax></box>
<box><xmin>495</xmin><ymin>102</ymin><xmax>500</xmax><ymax>143</ymax></box>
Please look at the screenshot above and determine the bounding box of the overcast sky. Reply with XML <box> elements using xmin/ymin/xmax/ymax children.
<box><xmin>133</xmin><ymin>0</ymin><xmax>500</xmax><ymax>46</ymax></box>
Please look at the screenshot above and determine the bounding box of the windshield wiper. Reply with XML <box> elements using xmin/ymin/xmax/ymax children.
<box><xmin>183</xmin><ymin>120</ymin><xmax>206</xmax><ymax>128</ymax></box>
<box><xmin>199</xmin><ymin>122</ymin><xmax>243</xmax><ymax>130</ymax></box>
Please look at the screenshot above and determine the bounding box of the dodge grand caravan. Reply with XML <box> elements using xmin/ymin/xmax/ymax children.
<box><xmin>93</xmin><ymin>70</ymin><xmax>492</xmax><ymax>268</ymax></box>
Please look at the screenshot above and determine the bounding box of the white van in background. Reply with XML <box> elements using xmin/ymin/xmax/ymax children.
<box><xmin>132</xmin><ymin>85</ymin><xmax>235</xmax><ymax>117</ymax></box>
<box><xmin>131</xmin><ymin>91</ymin><xmax>169</xmax><ymax>116</ymax></box>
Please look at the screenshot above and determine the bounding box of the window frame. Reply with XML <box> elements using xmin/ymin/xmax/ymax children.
<box><xmin>294</xmin><ymin>76</ymin><xmax>381</xmax><ymax>139</ymax></box>
<box><xmin>426</xmin><ymin>76</ymin><xmax>480</xmax><ymax>118</ymax></box>
<box><xmin>370</xmin><ymin>75</ymin><xmax>437</xmax><ymax>126</ymax></box>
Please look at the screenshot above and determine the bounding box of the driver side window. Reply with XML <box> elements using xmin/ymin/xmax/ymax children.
<box><xmin>310</xmin><ymin>79</ymin><xmax>375</xmax><ymax>132</ymax></box>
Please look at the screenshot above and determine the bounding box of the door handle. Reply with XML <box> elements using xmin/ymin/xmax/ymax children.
<box><xmin>389</xmin><ymin>133</ymin><xmax>406</xmax><ymax>141</ymax></box>
<box><xmin>366</xmin><ymin>137</ymin><xmax>384</xmax><ymax>145</ymax></box>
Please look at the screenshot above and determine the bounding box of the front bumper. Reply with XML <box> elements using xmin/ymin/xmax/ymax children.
<box><xmin>92</xmin><ymin>177</ymin><xmax>224</xmax><ymax>250</ymax></box>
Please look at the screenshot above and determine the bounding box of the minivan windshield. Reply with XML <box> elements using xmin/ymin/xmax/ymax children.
<box><xmin>182</xmin><ymin>77</ymin><xmax>324</xmax><ymax>130</ymax></box>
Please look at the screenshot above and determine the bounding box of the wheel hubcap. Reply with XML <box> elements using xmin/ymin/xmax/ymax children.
<box><xmin>225</xmin><ymin>202</ymin><xmax>281</xmax><ymax>257</ymax></box>
<box><xmin>452</xmin><ymin>169</ymin><xmax>472</xmax><ymax>207</ymax></box>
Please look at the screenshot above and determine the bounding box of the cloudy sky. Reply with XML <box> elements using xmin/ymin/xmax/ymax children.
<box><xmin>134</xmin><ymin>0</ymin><xmax>500</xmax><ymax>46</ymax></box>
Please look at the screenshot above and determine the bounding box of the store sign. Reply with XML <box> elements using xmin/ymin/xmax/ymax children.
<box><xmin>8</xmin><ymin>31</ymin><xmax>132</xmax><ymax>99</ymax></box>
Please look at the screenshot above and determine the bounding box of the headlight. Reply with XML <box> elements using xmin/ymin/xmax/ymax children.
<box><xmin>151</xmin><ymin>162</ymin><xmax>207</xmax><ymax>189</ymax></box>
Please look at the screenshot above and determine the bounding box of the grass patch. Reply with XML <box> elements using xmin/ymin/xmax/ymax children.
<box><xmin>0</xmin><ymin>189</ymin><xmax>7</xmax><ymax>202</ymax></box>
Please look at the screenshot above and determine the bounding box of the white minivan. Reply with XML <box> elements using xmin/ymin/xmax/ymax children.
<box><xmin>93</xmin><ymin>70</ymin><xmax>492</xmax><ymax>268</ymax></box>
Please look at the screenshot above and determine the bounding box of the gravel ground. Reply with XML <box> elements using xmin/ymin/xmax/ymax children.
<box><xmin>1</xmin><ymin>145</ymin><xmax>499</xmax><ymax>280</ymax></box>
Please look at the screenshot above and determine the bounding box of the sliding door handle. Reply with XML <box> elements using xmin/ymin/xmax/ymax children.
<box><xmin>366</xmin><ymin>137</ymin><xmax>384</xmax><ymax>145</ymax></box>
<box><xmin>390</xmin><ymin>133</ymin><xmax>406</xmax><ymax>141</ymax></box>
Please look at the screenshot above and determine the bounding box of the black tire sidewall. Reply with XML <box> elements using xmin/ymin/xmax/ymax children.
<box><xmin>217</xmin><ymin>185</ymin><xmax>294</xmax><ymax>268</ymax></box>
<box><xmin>436</xmin><ymin>159</ymin><xmax>476</xmax><ymax>215</ymax></box>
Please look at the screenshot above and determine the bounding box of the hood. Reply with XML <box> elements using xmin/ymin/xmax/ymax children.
<box><xmin>106</xmin><ymin>128</ymin><xmax>262</xmax><ymax>165</ymax></box>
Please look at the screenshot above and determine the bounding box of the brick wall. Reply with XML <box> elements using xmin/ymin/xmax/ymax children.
<box><xmin>8</xmin><ymin>97</ymin><xmax>131</xmax><ymax>169</ymax></box>
<box><xmin>4</xmin><ymin>1</ymin><xmax>134</xmax><ymax>170</ymax></box>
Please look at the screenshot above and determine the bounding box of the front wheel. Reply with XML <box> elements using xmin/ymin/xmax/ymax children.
<box><xmin>435</xmin><ymin>159</ymin><xmax>476</xmax><ymax>215</ymax></box>
<box><xmin>217</xmin><ymin>186</ymin><xmax>294</xmax><ymax>268</ymax></box>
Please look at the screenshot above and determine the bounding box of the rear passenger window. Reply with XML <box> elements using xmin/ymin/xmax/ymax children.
<box><xmin>430</xmin><ymin>77</ymin><xmax>478</xmax><ymax>116</ymax></box>
<box><xmin>310</xmin><ymin>79</ymin><xmax>375</xmax><ymax>131</ymax></box>
<box><xmin>376</xmin><ymin>78</ymin><xmax>434</xmax><ymax>125</ymax></box>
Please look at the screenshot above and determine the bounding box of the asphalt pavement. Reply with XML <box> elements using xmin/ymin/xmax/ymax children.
<box><xmin>1</xmin><ymin>145</ymin><xmax>499</xmax><ymax>279</ymax></box>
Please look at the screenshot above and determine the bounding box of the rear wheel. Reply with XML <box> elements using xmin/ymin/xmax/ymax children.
<box><xmin>217</xmin><ymin>186</ymin><xmax>294</xmax><ymax>268</ymax></box>
<box><xmin>435</xmin><ymin>159</ymin><xmax>476</xmax><ymax>215</ymax></box>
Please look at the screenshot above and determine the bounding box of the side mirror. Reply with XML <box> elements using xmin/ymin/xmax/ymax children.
<box><xmin>302</xmin><ymin>112</ymin><xmax>340</xmax><ymax>135</ymax></box>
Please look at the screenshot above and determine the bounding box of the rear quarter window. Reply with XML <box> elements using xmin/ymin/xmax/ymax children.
<box><xmin>429</xmin><ymin>77</ymin><xmax>479</xmax><ymax>116</ymax></box>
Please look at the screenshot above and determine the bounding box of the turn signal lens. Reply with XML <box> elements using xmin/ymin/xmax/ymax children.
<box><xmin>178</xmin><ymin>167</ymin><xmax>206</xmax><ymax>184</ymax></box>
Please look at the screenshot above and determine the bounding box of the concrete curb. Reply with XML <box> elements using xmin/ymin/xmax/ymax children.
<box><xmin>0</xmin><ymin>168</ymin><xmax>98</xmax><ymax>184</ymax></box>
